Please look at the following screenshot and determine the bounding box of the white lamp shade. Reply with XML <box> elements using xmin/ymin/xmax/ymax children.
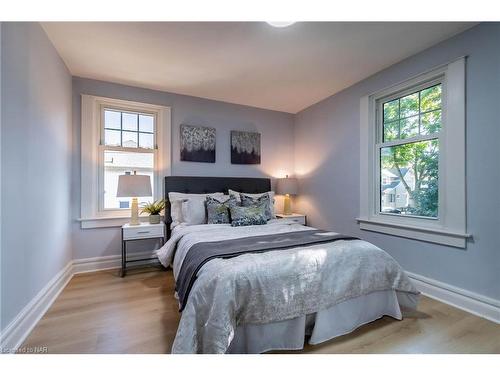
<box><xmin>116</xmin><ymin>173</ymin><xmax>152</xmax><ymax>197</ymax></box>
<box><xmin>276</xmin><ymin>176</ymin><xmax>298</xmax><ymax>195</ymax></box>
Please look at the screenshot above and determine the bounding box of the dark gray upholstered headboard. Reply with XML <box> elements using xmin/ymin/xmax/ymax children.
<box><xmin>164</xmin><ymin>176</ymin><xmax>271</xmax><ymax>238</ymax></box>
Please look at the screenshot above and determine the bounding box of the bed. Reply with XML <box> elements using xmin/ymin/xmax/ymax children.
<box><xmin>157</xmin><ymin>176</ymin><xmax>420</xmax><ymax>354</ymax></box>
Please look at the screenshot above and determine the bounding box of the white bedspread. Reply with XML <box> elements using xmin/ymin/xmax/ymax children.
<box><xmin>156</xmin><ymin>220</ymin><xmax>419</xmax><ymax>353</ymax></box>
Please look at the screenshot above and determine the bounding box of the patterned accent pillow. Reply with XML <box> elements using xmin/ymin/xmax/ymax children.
<box><xmin>229</xmin><ymin>203</ymin><xmax>267</xmax><ymax>227</ymax></box>
<box><xmin>205</xmin><ymin>196</ymin><xmax>238</xmax><ymax>224</ymax></box>
<box><xmin>240</xmin><ymin>193</ymin><xmax>273</xmax><ymax>221</ymax></box>
<box><xmin>228</xmin><ymin>190</ymin><xmax>276</xmax><ymax>218</ymax></box>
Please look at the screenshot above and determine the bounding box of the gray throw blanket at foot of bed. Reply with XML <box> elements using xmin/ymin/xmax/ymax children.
<box><xmin>176</xmin><ymin>229</ymin><xmax>358</xmax><ymax>310</ymax></box>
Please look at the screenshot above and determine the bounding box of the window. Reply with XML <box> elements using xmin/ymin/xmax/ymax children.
<box><xmin>359</xmin><ymin>58</ymin><xmax>469</xmax><ymax>248</ymax></box>
<box><xmin>102</xmin><ymin>109</ymin><xmax>155</xmax><ymax>210</ymax></box>
<box><xmin>379</xmin><ymin>83</ymin><xmax>441</xmax><ymax>218</ymax></box>
<box><xmin>80</xmin><ymin>95</ymin><xmax>171</xmax><ymax>228</ymax></box>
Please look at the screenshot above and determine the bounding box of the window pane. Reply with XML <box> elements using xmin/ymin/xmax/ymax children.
<box><xmin>383</xmin><ymin>99</ymin><xmax>399</xmax><ymax>123</ymax></box>
<box><xmin>400</xmin><ymin>115</ymin><xmax>419</xmax><ymax>139</ymax></box>
<box><xmin>122</xmin><ymin>131</ymin><xmax>138</xmax><ymax>148</ymax></box>
<box><xmin>383</xmin><ymin>120</ymin><xmax>399</xmax><ymax>142</ymax></box>
<box><xmin>420</xmin><ymin>85</ymin><xmax>441</xmax><ymax>112</ymax></box>
<box><xmin>104</xmin><ymin>110</ymin><xmax>121</xmax><ymax>130</ymax></box>
<box><xmin>400</xmin><ymin>92</ymin><xmax>419</xmax><ymax>118</ymax></box>
<box><xmin>139</xmin><ymin>115</ymin><xmax>154</xmax><ymax>133</ymax></box>
<box><xmin>382</xmin><ymin>83</ymin><xmax>442</xmax><ymax>143</ymax></box>
<box><xmin>104</xmin><ymin>150</ymin><xmax>154</xmax><ymax>209</ymax></box>
<box><xmin>104</xmin><ymin>129</ymin><xmax>121</xmax><ymax>146</ymax></box>
<box><xmin>139</xmin><ymin>133</ymin><xmax>154</xmax><ymax>149</ymax></box>
<box><xmin>380</xmin><ymin>139</ymin><xmax>438</xmax><ymax>218</ymax></box>
<box><xmin>421</xmin><ymin>109</ymin><xmax>441</xmax><ymax>135</ymax></box>
<box><xmin>122</xmin><ymin>112</ymin><xmax>138</xmax><ymax>131</ymax></box>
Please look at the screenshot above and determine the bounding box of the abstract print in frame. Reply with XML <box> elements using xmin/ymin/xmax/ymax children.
<box><xmin>180</xmin><ymin>124</ymin><xmax>216</xmax><ymax>163</ymax></box>
<box><xmin>231</xmin><ymin>130</ymin><xmax>261</xmax><ymax>164</ymax></box>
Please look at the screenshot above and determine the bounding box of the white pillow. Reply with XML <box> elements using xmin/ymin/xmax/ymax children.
<box><xmin>168</xmin><ymin>192</ymin><xmax>224</xmax><ymax>227</ymax></box>
<box><xmin>228</xmin><ymin>189</ymin><xmax>276</xmax><ymax>217</ymax></box>
<box><xmin>169</xmin><ymin>200</ymin><xmax>184</xmax><ymax>228</ymax></box>
<box><xmin>181</xmin><ymin>197</ymin><xmax>206</xmax><ymax>225</ymax></box>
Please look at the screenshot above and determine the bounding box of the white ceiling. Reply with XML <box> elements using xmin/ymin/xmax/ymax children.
<box><xmin>42</xmin><ymin>22</ymin><xmax>475</xmax><ymax>113</ymax></box>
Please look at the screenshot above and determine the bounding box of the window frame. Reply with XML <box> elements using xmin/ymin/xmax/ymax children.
<box><xmin>80</xmin><ymin>95</ymin><xmax>171</xmax><ymax>229</ymax></box>
<box><xmin>358</xmin><ymin>57</ymin><xmax>470</xmax><ymax>248</ymax></box>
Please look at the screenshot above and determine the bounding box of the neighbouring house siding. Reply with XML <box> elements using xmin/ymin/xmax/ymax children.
<box><xmin>294</xmin><ymin>23</ymin><xmax>500</xmax><ymax>300</ymax></box>
<box><xmin>381</xmin><ymin>169</ymin><xmax>414</xmax><ymax>212</ymax></box>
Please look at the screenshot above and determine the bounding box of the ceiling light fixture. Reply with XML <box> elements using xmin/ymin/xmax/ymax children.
<box><xmin>266</xmin><ymin>22</ymin><xmax>296</xmax><ymax>28</ymax></box>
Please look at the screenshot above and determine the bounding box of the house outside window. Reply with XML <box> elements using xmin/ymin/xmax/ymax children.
<box><xmin>358</xmin><ymin>58</ymin><xmax>469</xmax><ymax>247</ymax></box>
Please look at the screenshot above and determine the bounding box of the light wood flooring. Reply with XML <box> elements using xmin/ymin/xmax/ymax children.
<box><xmin>22</xmin><ymin>267</ymin><xmax>500</xmax><ymax>354</ymax></box>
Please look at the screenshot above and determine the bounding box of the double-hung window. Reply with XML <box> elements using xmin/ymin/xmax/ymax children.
<box><xmin>102</xmin><ymin>109</ymin><xmax>155</xmax><ymax>210</ymax></box>
<box><xmin>359</xmin><ymin>58</ymin><xmax>470</xmax><ymax>247</ymax></box>
<box><xmin>378</xmin><ymin>81</ymin><xmax>442</xmax><ymax>218</ymax></box>
<box><xmin>80</xmin><ymin>95</ymin><xmax>171</xmax><ymax>228</ymax></box>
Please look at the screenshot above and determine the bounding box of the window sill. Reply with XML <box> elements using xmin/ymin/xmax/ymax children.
<box><xmin>356</xmin><ymin>218</ymin><xmax>471</xmax><ymax>248</ymax></box>
<box><xmin>77</xmin><ymin>215</ymin><xmax>155</xmax><ymax>229</ymax></box>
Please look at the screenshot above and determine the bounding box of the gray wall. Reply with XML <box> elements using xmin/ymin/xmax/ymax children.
<box><xmin>1</xmin><ymin>23</ymin><xmax>73</xmax><ymax>330</ymax></box>
<box><xmin>72</xmin><ymin>78</ymin><xmax>295</xmax><ymax>259</ymax></box>
<box><xmin>294</xmin><ymin>23</ymin><xmax>500</xmax><ymax>300</ymax></box>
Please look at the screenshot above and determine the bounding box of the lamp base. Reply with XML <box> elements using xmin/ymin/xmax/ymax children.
<box><xmin>130</xmin><ymin>197</ymin><xmax>140</xmax><ymax>225</ymax></box>
<box><xmin>283</xmin><ymin>194</ymin><xmax>292</xmax><ymax>215</ymax></box>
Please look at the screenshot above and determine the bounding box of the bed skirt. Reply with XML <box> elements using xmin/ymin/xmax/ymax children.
<box><xmin>227</xmin><ymin>290</ymin><xmax>419</xmax><ymax>354</ymax></box>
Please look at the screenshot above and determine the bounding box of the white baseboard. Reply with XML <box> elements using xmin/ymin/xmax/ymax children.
<box><xmin>72</xmin><ymin>250</ymin><xmax>158</xmax><ymax>274</ymax></box>
<box><xmin>0</xmin><ymin>261</ymin><xmax>73</xmax><ymax>353</ymax></box>
<box><xmin>407</xmin><ymin>272</ymin><xmax>500</xmax><ymax>324</ymax></box>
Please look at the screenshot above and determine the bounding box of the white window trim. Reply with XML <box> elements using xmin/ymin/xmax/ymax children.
<box><xmin>358</xmin><ymin>57</ymin><xmax>471</xmax><ymax>248</ymax></box>
<box><xmin>79</xmin><ymin>95</ymin><xmax>171</xmax><ymax>229</ymax></box>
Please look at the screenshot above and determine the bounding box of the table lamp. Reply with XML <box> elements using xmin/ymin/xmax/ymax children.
<box><xmin>116</xmin><ymin>171</ymin><xmax>152</xmax><ymax>225</ymax></box>
<box><xmin>276</xmin><ymin>175</ymin><xmax>298</xmax><ymax>215</ymax></box>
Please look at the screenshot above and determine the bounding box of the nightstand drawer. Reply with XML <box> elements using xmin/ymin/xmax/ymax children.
<box><xmin>288</xmin><ymin>217</ymin><xmax>306</xmax><ymax>225</ymax></box>
<box><xmin>123</xmin><ymin>225</ymin><xmax>164</xmax><ymax>240</ymax></box>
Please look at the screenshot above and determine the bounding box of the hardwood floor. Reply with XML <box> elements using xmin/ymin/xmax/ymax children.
<box><xmin>22</xmin><ymin>267</ymin><xmax>500</xmax><ymax>354</ymax></box>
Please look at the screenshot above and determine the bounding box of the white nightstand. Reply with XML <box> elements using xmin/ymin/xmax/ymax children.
<box><xmin>275</xmin><ymin>213</ymin><xmax>307</xmax><ymax>226</ymax></box>
<box><xmin>121</xmin><ymin>222</ymin><xmax>165</xmax><ymax>277</ymax></box>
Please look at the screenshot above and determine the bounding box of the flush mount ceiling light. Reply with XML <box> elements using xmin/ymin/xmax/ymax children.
<box><xmin>266</xmin><ymin>22</ymin><xmax>296</xmax><ymax>28</ymax></box>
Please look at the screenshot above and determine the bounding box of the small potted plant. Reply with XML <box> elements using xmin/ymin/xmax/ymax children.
<box><xmin>141</xmin><ymin>199</ymin><xmax>165</xmax><ymax>224</ymax></box>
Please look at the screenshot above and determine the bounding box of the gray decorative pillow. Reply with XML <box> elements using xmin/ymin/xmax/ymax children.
<box><xmin>229</xmin><ymin>203</ymin><xmax>267</xmax><ymax>227</ymax></box>
<box><xmin>240</xmin><ymin>193</ymin><xmax>273</xmax><ymax>221</ymax></box>
<box><xmin>205</xmin><ymin>196</ymin><xmax>237</xmax><ymax>224</ymax></box>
